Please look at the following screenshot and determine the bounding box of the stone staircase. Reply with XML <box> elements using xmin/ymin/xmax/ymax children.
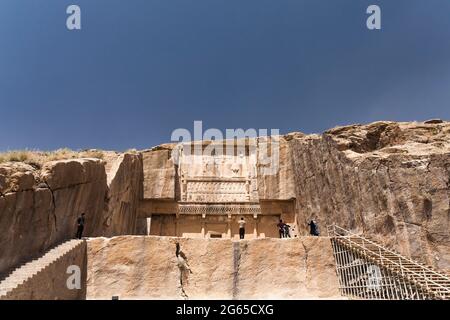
<box><xmin>0</xmin><ymin>239</ymin><xmax>84</xmax><ymax>299</ymax></box>
<box><xmin>328</xmin><ymin>225</ymin><xmax>450</xmax><ymax>300</ymax></box>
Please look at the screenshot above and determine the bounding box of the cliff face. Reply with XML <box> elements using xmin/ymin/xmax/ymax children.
<box><xmin>41</xmin><ymin>159</ymin><xmax>108</xmax><ymax>240</ymax></box>
<box><xmin>99</xmin><ymin>153</ymin><xmax>143</xmax><ymax>237</ymax></box>
<box><xmin>257</xmin><ymin>135</ymin><xmax>297</xmax><ymax>201</ymax></box>
<box><xmin>290</xmin><ymin>121</ymin><xmax>450</xmax><ymax>270</ymax></box>
<box><xmin>142</xmin><ymin>148</ymin><xmax>175</xmax><ymax>200</ymax></box>
<box><xmin>139</xmin><ymin>137</ymin><xmax>298</xmax><ymax>203</ymax></box>
<box><xmin>0</xmin><ymin>153</ymin><xmax>142</xmax><ymax>276</ymax></box>
<box><xmin>86</xmin><ymin>236</ymin><xmax>340</xmax><ymax>299</ymax></box>
<box><xmin>0</xmin><ymin>159</ymin><xmax>106</xmax><ymax>276</ymax></box>
<box><xmin>1</xmin><ymin>120</ymin><xmax>449</xmax><ymax>278</ymax></box>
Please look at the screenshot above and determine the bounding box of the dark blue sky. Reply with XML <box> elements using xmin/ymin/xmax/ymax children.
<box><xmin>1</xmin><ymin>1</ymin><xmax>450</xmax><ymax>151</ymax></box>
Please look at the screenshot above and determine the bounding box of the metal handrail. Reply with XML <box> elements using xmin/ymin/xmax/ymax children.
<box><xmin>328</xmin><ymin>224</ymin><xmax>450</xmax><ymax>298</ymax></box>
<box><xmin>335</xmin><ymin>237</ymin><xmax>450</xmax><ymax>296</ymax></box>
<box><xmin>329</xmin><ymin>224</ymin><xmax>450</xmax><ymax>280</ymax></box>
<box><xmin>331</xmin><ymin>225</ymin><xmax>450</xmax><ymax>295</ymax></box>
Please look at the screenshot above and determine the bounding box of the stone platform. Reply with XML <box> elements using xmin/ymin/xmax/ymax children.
<box><xmin>86</xmin><ymin>236</ymin><xmax>341</xmax><ymax>299</ymax></box>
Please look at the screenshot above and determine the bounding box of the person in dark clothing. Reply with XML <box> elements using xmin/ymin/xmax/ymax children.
<box><xmin>238</xmin><ymin>217</ymin><xmax>246</xmax><ymax>239</ymax></box>
<box><xmin>283</xmin><ymin>224</ymin><xmax>291</xmax><ymax>238</ymax></box>
<box><xmin>76</xmin><ymin>213</ymin><xmax>85</xmax><ymax>239</ymax></box>
<box><xmin>277</xmin><ymin>219</ymin><xmax>285</xmax><ymax>238</ymax></box>
<box><xmin>308</xmin><ymin>220</ymin><xmax>319</xmax><ymax>236</ymax></box>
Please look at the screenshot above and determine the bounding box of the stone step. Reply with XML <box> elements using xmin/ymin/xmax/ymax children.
<box><xmin>2</xmin><ymin>241</ymin><xmax>82</xmax><ymax>278</ymax></box>
<box><xmin>0</xmin><ymin>239</ymin><xmax>84</xmax><ymax>299</ymax></box>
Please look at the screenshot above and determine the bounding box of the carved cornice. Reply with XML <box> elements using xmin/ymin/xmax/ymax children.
<box><xmin>178</xmin><ymin>203</ymin><xmax>261</xmax><ymax>215</ymax></box>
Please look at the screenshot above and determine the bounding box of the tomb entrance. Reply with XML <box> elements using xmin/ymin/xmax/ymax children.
<box><xmin>140</xmin><ymin>141</ymin><xmax>297</xmax><ymax>239</ymax></box>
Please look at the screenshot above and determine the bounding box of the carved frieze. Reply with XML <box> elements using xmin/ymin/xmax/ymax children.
<box><xmin>178</xmin><ymin>203</ymin><xmax>261</xmax><ymax>215</ymax></box>
<box><xmin>185</xmin><ymin>180</ymin><xmax>249</xmax><ymax>202</ymax></box>
<box><xmin>177</xmin><ymin>142</ymin><xmax>259</xmax><ymax>203</ymax></box>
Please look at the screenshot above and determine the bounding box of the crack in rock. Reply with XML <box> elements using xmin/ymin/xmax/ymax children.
<box><xmin>232</xmin><ymin>241</ymin><xmax>246</xmax><ymax>300</ymax></box>
<box><xmin>301</xmin><ymin>240</ymin><xmax>310</xmax><ymax>282</ymax></box>
<box><xmin>42</xmin><ymin>181</ymin><xmax>58</xmax><ymax>234</ymax></box>
<box><xmin>175</xmin><ymin>242</ymin><xmax>192</xmax><ymax>300</ymax></box>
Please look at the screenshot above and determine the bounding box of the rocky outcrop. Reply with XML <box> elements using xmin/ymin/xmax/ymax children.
<box><xmin>0</xmin><ymin>162</ymin><xmax>36</xmax><ymax>194</ymax></box>
<box><xmin>41</xmin><ymin>159</ymin><xmax>107</xmax><ymax>240</ymax></box>
<box><xmin>86</xmin><ymin>236</ymin><xmax>341</xmax><ymax>299</ymax></box>
<box><xmin>0</xmin><ymin>154</ymin><xmax>144</xmax><ymax>277</ymax></box>
<box><xmin>0</xmin><ymin>159</ymin><xmax>106</xmax><ymax>277</ymax></box>
<box><xmin>98</xmin><ymin>153</ymin><xmax>143</xmax><ymax>237</ymax></box>
<box><xmin>2</xmin><ymin>119</ymin><xmax>449</xmax><ymax>295</ymax></box>
<box><xmin>290</xmin><ymin>121</ymin><xmax>450</xmax><ymax>270</ymax></box>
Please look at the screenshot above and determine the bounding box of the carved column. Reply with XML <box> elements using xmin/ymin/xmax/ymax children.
<box><xmin>201</xmin><ymin>213</ymin><xmax>206</xmax><ymax>238</ymax></box>
<box><xmin>175</xmin><ymin>213</ymin><xmax>179</xmax><ymax>237</ymax></box>
<box><xmin>227</xmin><ymin>214</ymin><xmax>232</xmax><ymax>239</ymax></box>
<box><xmin>146</xmin><ymin>214</ymin><xmax>152</xmax><ymax>236</ymax></box>
<box><xmin>253</xmin><ymin>213</ymin><xmax>258</xmax><ymax>239</ymax></box>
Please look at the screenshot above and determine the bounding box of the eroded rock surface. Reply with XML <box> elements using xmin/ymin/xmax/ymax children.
<box><xmin>1</xmin><ymin>119</ymin><xmax>449</xmax><ymax>286</ymax></box>
<box><xmin>98</xmin><ymin>153</ymin><xmax>143</xmax><ymax>237</ymax></box>
<box><xmin>0</xmin><ymin>159</ymin><xmax>106</xmax><ymax>276</ymax></box>
<box><xmin>290</xmin><ymin>121</ymin><xmax>450</xmax><ymax>270</ymax></box>
<box><xmin>142</xmin><ymin>148</ymin><xmax>175</xmax><ymax>200</ymax></box>
<box><xmin>0</xmin><ymin>154</ymin><xmax>142</xmax><ymax>276</ymax></box>
<box><xmin>257</xmin><ymin>135</ymin><xmax>296</xmax><ymax>201</ymax></box>
<box><xmin>86</xmin><ymin>236</ymin><xmax>340</xmax><ymax>299</ymax></box>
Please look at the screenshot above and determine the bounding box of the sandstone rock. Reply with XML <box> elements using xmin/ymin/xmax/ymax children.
<box><xmin>142</xmin><ymin>150</ymin><xmax>175</xmax><ymax>199</ymax></box>
<box><xmin>0</xmin><ymin>154</ymin><xmax>151</xmax><ymax>277</ymax></box>
<box><xmin>1</xmin><ymin>241</ymin><xmax>87</xmax><ymax>300</ymax></box>
<box><xmin>9</xmin><ymin>172</ymin><xmax>35</xmax><ymax>192</ymax></box>
<box><xmin>41</xmin><ymin>158</ymin><xmax>105</xmax><ymax>190</ymax></box>
<box><xmin>99</xmin><ymin>153</ymin><xmax>143</xmax><ymax>237</ymax></box>
<box><xmin>234</xmin><ymin>237</ymin><xmax>339</xmax><ymax>299</ymax></box>
<box><xmin>140</xmin><ymin>136</ymin><xmax>298</xmax><ymax>202</ymax></box>
<box><xmin>87</xmin><ymin>236</ymin><xmax>180</xmax><ymax>299</ymax></box>
<box><xmin>0</xmin><ymin>159</ymin><xmax>107</xmax><ymax>277</ymax></box>
<box><xmin>291</xmin><ymin>121</ymin><xmax>450</xmax><ymax>270</ymax></box>
<box><xmin>257</xmin><ymin>136</ymin><xmax>296</xmax><ymax>200</ymax></box>
<box><xmin>86</xmin><ymin>236</ymin><xmax>341</xmax><ymax>299</ymax></box>
<box><xmin>2</xmin><ymin>119</ymin><xmax>450</xmax><ymax>299</ymax></box>
<box><xmin>0</xmin><ymin>163</ymin><xmax>37</xmax><ymax>194</ymax></box>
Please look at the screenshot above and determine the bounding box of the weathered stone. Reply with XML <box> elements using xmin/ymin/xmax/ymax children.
<box><xmin>1</xmin><ymin>241</ymin><xmax>87</xmax><ymax>300</ymax></box>
<box><xmin>291</xmin><ymin>121</ymin><xmax>450</xmax><ymax>270</ymax></box>
<box><xmin>0</xmin><ymin>163</ymin><xmax>37</xmax><ymax>194</ymax></box>
<box><xmin>0</xmin><ymin>153</ymin><xmax>149</xmax><ymax>277</ymax></box>
<box><xmin>99</xmin><ymin>153</ymin><xmax>143</xmax><ymax>237</ymax></box>
<box><xmin>41</xmin><ymin>158</ymin><xmax>105</xmax><ymax>190</ymax></box>
<box><xmin>86</xmin><ymin>236</ymin><xmax>341</xmax><ymax>299</ymax></box>
<box><xmin>9</xmin><ymin>171</ymin><xmax>35</xmax><ymax>192</ymax></box>
<box><xmin>142</xmin><ymin>149</ymin><xmax>175</xmax><ymax>199</ymax></box>
<box><xmin>257</xmin><ymin>135</ymin><xmax>296</xmax><ymax>200</ymax></box>
<box><xmin>2</xmin><ymin>119</ymin><xmax>450</xmax><ymax>300</ymax></box>
<box><xmin>0</xmin><ymin>159</ymin><xmax>107</xmax><ymax>276</ymax></box>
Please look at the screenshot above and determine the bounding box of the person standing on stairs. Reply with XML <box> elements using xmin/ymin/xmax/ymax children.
<box><xmin>238</xmin><ymin>217</ymin><xmax>246</xmax><ymax>239</ymax></box>
<box><xmin>76</xmin><ymin>213</ymin><xmax>85</xmax><ymax>239</ymax></box>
